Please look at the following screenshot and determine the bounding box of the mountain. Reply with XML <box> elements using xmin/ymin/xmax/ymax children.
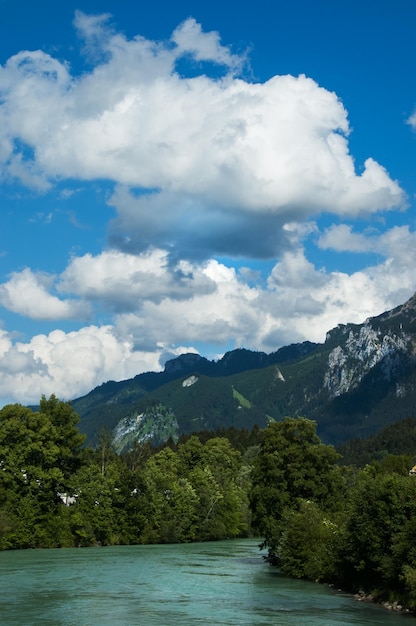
<box><xmin>72</xmin><ymin>342</ymin><xmax>318</xmax><ymax>445</ymax></box>
<box><xmin>72</xmin><ymin>293</ymin><xmax>416</xmax><ymax>450</ymax></box>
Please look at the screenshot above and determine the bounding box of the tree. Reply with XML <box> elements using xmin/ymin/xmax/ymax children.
<box><xmin>96</xmin><ymin>427</ymin><xmax>116</xmax><ymax>476</ymax></box>
<box><xmin>200</xmin><ymin>437</ymin><xmax>249</xmax><ymax>538</ymax></box>
<box><xmin>277</xmin><ymin>500</ymin><xmax>342</xmax><ymax>581</ymax></box>
<box><xmin>70</xmin><ymin>459</ymin><xmax>125</xmax><ymax>546</ymax></box>
<box><xmin>0</xmin><ymin>403</ymin><xmax>60</xmax><ymax>502</ymax></box>
<box><xmin>0</xmin><ymin>398</ymin><xmax>85</xmax><ymax>548</ymax></box>
<box><xmin>178</xmin><ymin>436</ymin><xmax>250</xmax><ymax>540</ymax></box>
<box><xmin>136</xmin><ymin>448</ymin><xmax>199</xmax><ymax>543</ymax></box>
<box><xmin>339</xmin><ymin>469</ymin><xmax>416</xmax><ymax>594</ymax></box>
<box><xmin>250</xmin><ymin>417</ymin><xmax>342</xmax><ymax>559</ymax></box>
<box><xmin>38</xmin><ymin>395</ymin><xmax>85</xmax><ymax>486</ymax></box>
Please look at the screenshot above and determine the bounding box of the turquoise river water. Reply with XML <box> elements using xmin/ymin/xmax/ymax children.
<box><xmin>0</xmin><ymin>539</ymin><xmax>412</xmax><ymax>625</ymax></box>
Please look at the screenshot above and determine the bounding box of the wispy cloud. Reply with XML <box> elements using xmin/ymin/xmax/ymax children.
<box><xmin>29</xmin><ymin>211</ymin><xmax>53</xmax><ymax>224</ymax></box>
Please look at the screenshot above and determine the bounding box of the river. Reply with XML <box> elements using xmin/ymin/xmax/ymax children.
<box><xmin>0</xmin><ymin>539</ymin><xmax>411</xmax><ymax>625</ymax></box>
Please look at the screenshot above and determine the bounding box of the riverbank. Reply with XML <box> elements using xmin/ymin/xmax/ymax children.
<box><xmin>353</xmin><ymin>589</ymin><xmax>415</xmax><ymax>616</ymax></box>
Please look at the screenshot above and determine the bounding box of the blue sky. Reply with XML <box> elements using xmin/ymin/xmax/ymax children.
<box><xmin>0</xmin><ymin>0</ymin><xmax>416</xmax><ymax>406</ymax></box>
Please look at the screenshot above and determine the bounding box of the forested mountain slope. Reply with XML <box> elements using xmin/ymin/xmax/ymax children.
<box><xmin>72</xmin><ymin>293</ymin><xmax>416</xmax><ymax>448</ymax></box>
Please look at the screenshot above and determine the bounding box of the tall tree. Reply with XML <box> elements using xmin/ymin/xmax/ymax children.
<box><xmin>0</xmin><ymin>398</ymin><xmax>85</xmax><ymax>548</ymax></box>
<box><xmin>250</xmin><ymin>417</ymin><xmax>342</xmax><ymax>559</ymax></box>
<box><xmin>339</xmin><ymin>469</ymin><xmax>416</xmax><ymax>594</ymax></box>
<box><xmin>38</xmin><ymin>395</ymin><xmax>85</xmax><ymax>486</ymax></box>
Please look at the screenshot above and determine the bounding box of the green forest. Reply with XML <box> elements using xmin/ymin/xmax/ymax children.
<box><xmin>2</xmin><ymin>396</ymin><xmax>416</xmax><ymax>612</ymax></box>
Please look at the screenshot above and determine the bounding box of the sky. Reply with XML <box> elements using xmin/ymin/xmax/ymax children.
<box><xmin>0</xmin><ymin>0</ymin><xmax>416</xmax><ymax>406</ymax></box>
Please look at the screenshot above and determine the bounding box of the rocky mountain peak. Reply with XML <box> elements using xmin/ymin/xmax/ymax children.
<box><xmin>163</xmin><ymin>353</ymin><xmax>206</xmax><ymax>374</ymax></box>
<box><xmin>324</xmin><ymin>314</ymin><xmax>414</xmax><ymax>398</ymax></box>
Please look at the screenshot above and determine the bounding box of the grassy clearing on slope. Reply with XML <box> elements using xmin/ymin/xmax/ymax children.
<box><xmin>232</xmin><ymin>386</ymin><xmax>252</xmax><ymax>408</ymax></box>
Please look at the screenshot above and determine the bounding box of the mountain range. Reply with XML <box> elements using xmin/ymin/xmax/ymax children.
<box><xmin>72</xmin><ymin>292</ymin><xmax>416</xmax><ymax>451</ymax></box>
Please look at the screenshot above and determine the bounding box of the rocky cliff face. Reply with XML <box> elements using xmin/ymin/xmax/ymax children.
<box><xmin>324</xmin><ymin>321</ymin><xmax>414</xmax><ymax>397</ymax></box>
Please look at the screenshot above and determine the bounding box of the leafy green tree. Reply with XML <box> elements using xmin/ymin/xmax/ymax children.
<box><xmin>390</xmin><ymin>514</ymin><xmax>416</xmax><ymax>606</ymax></box>
<box><xmin>96</xmin><ymin>427</ymin><xmax>117</xmax><ymax>476</ymax></box>
<box><xmin>187</xmin><ymin>465</ymin><xmax>224</xmax><ymax>539</ymax></box>
<box><xmin>370</xmin><ymin>454</ymin><xmax>413</xmax><ymax>476</ymax></box>
<box><xmin>200</xmin><ymin>437</ymin><xmax>249</xmax><ymax>538</ymax></box>
<box><xmin>402</xmin><ymin>564</ymin><xmax>416</xmax><ymax>606</ymax></box>
<box><xmin>250</xmin><ymin>417</ymin><xmax>342</xmax><ymax>559</ymax></box>
<box><xmin>177</xmin><ymin>435</ymin><xmax>204</xmax><ymax>472</ymax></box>
<box><xmin>178</xmin><ymin>436</ymin><xmax>250</xmax><ymax>540</ymax></box>
<box><xmin>70</xmin><ymin>455</ymin><xmax>128</xmax><ymax>546</ymax></box>
<box><xmin>0</xmin><ymin>398</ymin><xmax>85</xmax><ymax>548</ymax></box>
<box><xmin>39</xmin><ymin>395</ymin><xmax>86</xmax><ymax>485</ymax></box>
<box><xmin>0</xmin><ymin>403</ymin><xmax>61</xmax><ymax>505</ymax></box>
<box><xmin>340</xmin><ymin>469</ymin><xmax>416</xmax><ymax>594</ymax></box>
<box><xmin>202</xmin><ymin>437</ymin><xmax>241</xmax><ymax>486</ymax></box>
<box><xmin>277</xmin><ymin>500</ymin><xmax>342</xmax><ymax>581</ymax></box>
<box><xmin>139</xmin><ymin>448</ymin><xmax>199</xmax><ymax>543</ymax></box>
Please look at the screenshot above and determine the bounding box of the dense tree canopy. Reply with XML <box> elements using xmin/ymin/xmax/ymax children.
<box><xmin>0</xmin><ymin>400</ymin><xmax>252</xmax><ymax>548</ymax></box>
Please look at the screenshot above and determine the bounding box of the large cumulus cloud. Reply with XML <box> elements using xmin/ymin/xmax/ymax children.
<box><xmin>0</xmin><ymin>13</ymin><xmax>404</xmax><ymax>261</ymax></box>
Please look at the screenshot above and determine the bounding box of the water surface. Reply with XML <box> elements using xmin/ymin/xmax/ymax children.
<box><xmin>0</xmin><ymin>539</ymin><xmax>410</xmax><ymax>625</ymax></box>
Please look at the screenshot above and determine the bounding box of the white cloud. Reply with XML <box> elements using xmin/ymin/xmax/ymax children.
<box><xmin>73</xmin><ymin>10</ymin><xmax>113</xmax><ymax>49</ymax></box>
<box><xmin>0</xmin><ymin>14</ymin><xmax>404</xmax><ymax>260</ymax></box>
<box><xmin>262</xmin><ymin>227</ymin><xmax>416</xmax><ymax>345</ymax></box>
<box><xmin>0</xmin><ymin>268</ymin><xmax>90</xmax><ymax>320</ymax></box>
<box><xmin>318</xmin><ymin>224</ymin><xmax>377</xmax><ymax>252</ymax></box>
<box><xmin>111</xmin><ymin>230</ymin><xmax>416</xmax><ymax>356</ymax></box>
<box><xmin>0</xmin><ymin>325</ymin><xmax>177</xmax><ymax>405</ymax></box>
<box><xmin>59</xmin><ymin>248</ymin><xmax>216</xmax><ymax>309</ymax></box>
<box><xmin>407</xmin><ymin>109</ymin><xmax>416</xmax><ymax>130</ymax></box>
<box><xmin>318</xmin><ymin>223</ymin><xmax>416</xmax><ymax>260</ymax></box>
<box><xmin>0</xmin><ymin>345</ymin><xmax>46</xmax><ymax>375</ymax></box>
<box><xmin>112</xmin><ymin>259</ymin><xmax>260</xmax><ymax>351</ymax></box>
<box><xmin>171</xmin><ymin>17</ymin><xmax>245</xmax><ymax>71</ymax></box>
<box><xmin>262</xmin><ymin>251</ymin><xmax>383</xmax><ymax>345</ymax></box>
